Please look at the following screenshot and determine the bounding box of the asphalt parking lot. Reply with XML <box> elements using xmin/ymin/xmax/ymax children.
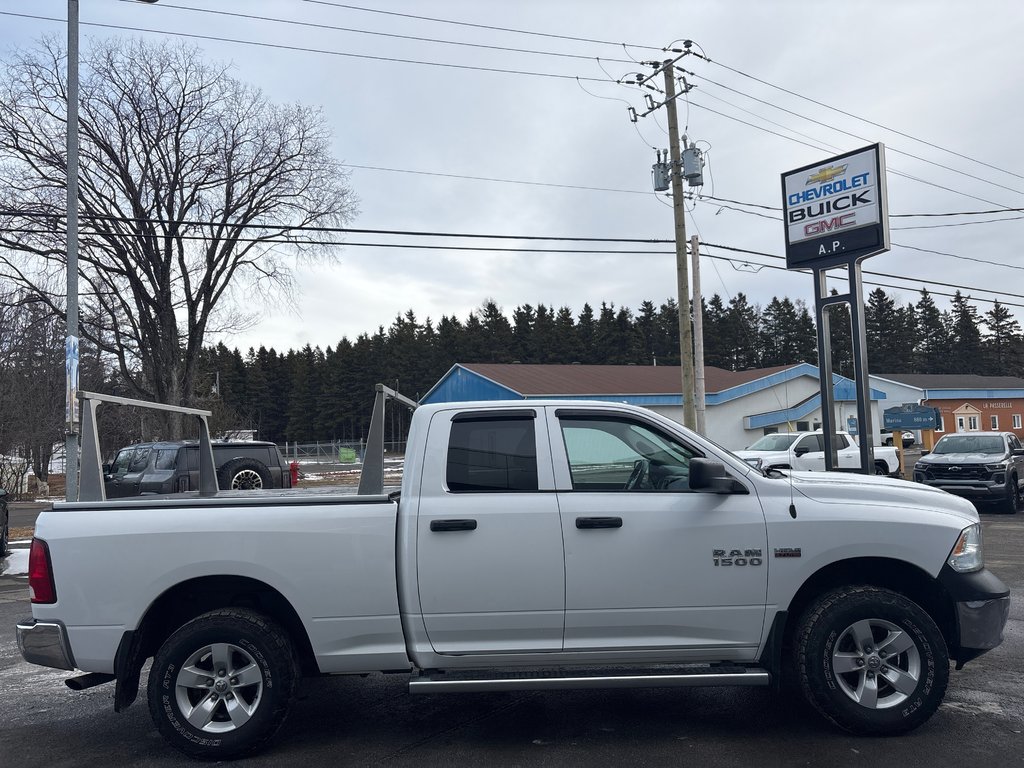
<box><xmin>1</xmin><ymin>505</ymin><xmax>1022</xmax><ymax>767</ymax></box>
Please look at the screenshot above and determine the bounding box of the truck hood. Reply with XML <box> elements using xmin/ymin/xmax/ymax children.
<box><xmin>916</xmin><ymin>452</ymin><xmax>1007</xmax><ymax>465</ymax></box>
<box><xmin>785</xmin><ymin>470</ymin><xmax>978</xmax><ymax>523</ymax></box>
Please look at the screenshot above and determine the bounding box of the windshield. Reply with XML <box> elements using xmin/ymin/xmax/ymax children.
<box><xmin>932</xmin><ymin>435</ymin><xmax>1005</xmax><ymax>455</ymax></box>
<box><xmin>745</xmin><ymin>434</ymin><xmax>798</xmax><ymax>451</ymax></box>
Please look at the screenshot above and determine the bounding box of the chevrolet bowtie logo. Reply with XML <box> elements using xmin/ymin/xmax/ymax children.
<box><xmin>806</xmin><ymin>164</ymin><xmax>849</xmax><ymax>185</ymax></box>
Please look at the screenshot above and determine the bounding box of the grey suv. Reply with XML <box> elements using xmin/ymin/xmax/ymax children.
<box><xmin>913</xmin><ymin>431</ymin><xmax>1024</xmax><ymax>513</ymax></box>
<box><xmin>104</xmin><ymin>441</ymin><xmax>292</xmax><ymax>498</ymax></box>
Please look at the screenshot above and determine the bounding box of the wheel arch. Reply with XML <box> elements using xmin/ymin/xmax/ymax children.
<box><xmin>115</xmin><ymin>574</ymin><xmax>318</xmax><ymax>711</ymax></box>
<box><xmin>781</xmin><ymin>557</ymin><xmax>957</xmax><ymax>653</ymax></box>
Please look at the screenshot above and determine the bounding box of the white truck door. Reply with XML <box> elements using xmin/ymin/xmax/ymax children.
<box><xmin>835</xmin><ymin>433</ymin><xmax>865</xmax><ymax>469</ymax></box>
<box><xmin>415</xmin><ymin>408</ymin><xmax>565</xmax><ymax>654</ymax></box>
<box><xmin>791</xmin><ymin>434</ymin><xmax>825</xmax><ymax>471</ymax></box>
<box><xmin>548</xmin><ymin>408</ymin><xmax>768</xmax><ymax>659</ymax></box>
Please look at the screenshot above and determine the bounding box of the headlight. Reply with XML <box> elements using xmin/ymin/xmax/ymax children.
<box><xmin>948</xmin><ymin>524</ymin><xmax>983</xmax><ymax>573</ymax></box>
<box><xmin>913</xmin><ymin>461</ymin><xmax>929</xmax><ymax>471</ymax></box>
<box><xmin>986</xmin><ymin>461</ymin><xmax>1009</xmax><ymax>471</ymax></box>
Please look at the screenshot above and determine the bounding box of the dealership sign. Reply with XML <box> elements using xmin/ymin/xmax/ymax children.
<box><xmin>781</xmin><ymin>144</ymin><xmax>889</xmax><ymax>269</ymax></box>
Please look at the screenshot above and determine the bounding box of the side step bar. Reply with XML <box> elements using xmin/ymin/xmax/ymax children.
<box><xmin>410</xmin><ymin>666</ymin><xmax>770</xmax><ymax>693</ymax></box>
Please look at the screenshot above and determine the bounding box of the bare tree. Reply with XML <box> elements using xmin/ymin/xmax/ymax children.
<box><xmin>0</xmin><ymin>36</ymin><xmax>357</xmax><ymax>433</ymax></box>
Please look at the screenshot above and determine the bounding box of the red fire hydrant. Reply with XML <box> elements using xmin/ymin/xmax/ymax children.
<box><xmin>289</xmin><ymin>461</ymin><xmax>300</xmax><ymax>487</ymax></box>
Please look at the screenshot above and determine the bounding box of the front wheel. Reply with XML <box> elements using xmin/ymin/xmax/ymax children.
<box><xmin>148</xmin><ymin>608</ymin><xmax>298</xmax><ymax>759</ymax></box>
<box><xmin>1003</xmin><ymin>476</ymin><xmax>1020</xmax><ymax>515</ymax></box>
<box><xmin>794</xmin><ymin>586</ymin><xmax>949</xmax><ymax>735</ymax></box>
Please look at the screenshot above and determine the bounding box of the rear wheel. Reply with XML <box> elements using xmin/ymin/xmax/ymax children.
<box><xmin>794</xmin><ymin>585</ymin><xmax>948</xmax><ymax>735</ymax></box>
<box><xmin>874</xmin><ymin>462</ymin><xmax>889</xmax><ymax>476</ymax></box>
<box><xmin>148</xmin><ymin>608</ymin><xmax>298</xmax><ymax>759</ymax></box>
<box><xmin>218</xmin><ymin>458</ymin><xmax>272</xmax><ymax>490</ymax></box>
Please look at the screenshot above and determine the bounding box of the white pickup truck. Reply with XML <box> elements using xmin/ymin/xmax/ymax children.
<box><xmin>736</xmin><ymin>431</ymin><xmax>901</xmax><ymax>475</ymax></box>
<box><xmin>17</xmin><ymin>397</ymin><xmax>1009</xmax><ymax>759</ymax></box>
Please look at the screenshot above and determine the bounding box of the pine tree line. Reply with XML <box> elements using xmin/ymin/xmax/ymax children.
<box><xmin>197</xmin><ymin>288</ymin><xmax>1023</xmax><ymax>445</ymax></box>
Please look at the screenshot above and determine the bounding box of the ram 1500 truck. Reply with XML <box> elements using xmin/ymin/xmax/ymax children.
<box><xmin>736</xmin><ymin>430</ymin><xmax>901</xmax><ymax>475</ymax></box>
<box><xmin>17</xmin><ymin>398</ymin><xmax>1009</xmax><ymax>759</ymax></box>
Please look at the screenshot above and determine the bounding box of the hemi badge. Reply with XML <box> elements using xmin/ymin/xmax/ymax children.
<box><xmin>774</xmin><ymin>548</ymin><xmax>802</xmax><ymax>558</ymax></box>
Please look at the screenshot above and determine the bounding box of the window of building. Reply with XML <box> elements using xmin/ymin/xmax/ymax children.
<box><xmin>936</xmin><ymin>413</ymin><xmax>945</xmax><ymax>432</ymax></box>
<box><xmin>446</xmin><ymin>414</ymin><xmax>538</xmax><ymax>492</ymax></box>
<box><xmin>796</xmin><ymin>421</ymin><xmax>810</xmax><ymax>432</ymax></box>
<box><xmin>1014</xmin><ymin>414</ymin><xmax>1022</xmax><ymax>430</ymax></box>
<box><xmin>763</xmin><ymin>427</ymin><xmax>779</xmax><ymax>436</ymax></box>
<box><xmin>991</xmin><ymin>415</ymin><xmax>999</xmax><ymax>430</ymax></box>
<box><xmin>968</xmin><ymin>415</ymin><xmax>979</xmax><ymax>431</ymax></box>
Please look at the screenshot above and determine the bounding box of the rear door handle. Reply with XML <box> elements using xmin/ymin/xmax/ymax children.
<box><xmin>430</xmin><ymin>519</ymin><xmax>478</xmax><ymax>532</ymax></box>
<box><xmin>576</xmin><ymin>516</ymin><xmax>623</xmax><ymax>529</ymax></box>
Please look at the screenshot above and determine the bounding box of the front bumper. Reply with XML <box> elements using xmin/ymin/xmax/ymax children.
<box><xmin>938</xmin><ymin>566</ymin><xmax>1011</xmax><ymax>667</ymax></box>
<box><xmin>16</xmin><ymin>618</ymin><xmax>76</xmax><ymax>671</ymax></box>
<box><xmin>915</xmin><ymin>478</ymin><xmax>1007</xmax><ymax>499</ymax></box>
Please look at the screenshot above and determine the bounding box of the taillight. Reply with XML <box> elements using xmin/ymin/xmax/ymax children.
<box><xmin>28</xmin><ymin>538</ymin><xmax>57</xmax><ymax>604</ymax></box>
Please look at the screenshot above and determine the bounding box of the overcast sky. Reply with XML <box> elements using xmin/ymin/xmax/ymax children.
<box><xmin>2</xmin><ymin>0</ymin><xmax>1022</xmax><ymax>355</ymax></box>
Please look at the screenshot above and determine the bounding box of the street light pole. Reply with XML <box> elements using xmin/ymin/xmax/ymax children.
<box><xmin>64</xmin><ymin>0</ymin><xmax>159</xmax><ymax>500</ymax></box>
<box><xmin>65</xmin><ymin>0</ymin><xmax>80</xmax><ymax>501</ymax></box>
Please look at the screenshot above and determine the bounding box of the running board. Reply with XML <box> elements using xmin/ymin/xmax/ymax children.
<box><xmin>410</xmin><ymin>665</ymin><xmax>770</xmax><ymax>693</ymax></box>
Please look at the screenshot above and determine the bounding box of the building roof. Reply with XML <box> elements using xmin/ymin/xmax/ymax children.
<box><xmin>458</xmin><ymin>363</ymin><xmax>795</xmax><ymax>396</ymax></box>
<box><xmin>874</xmin><ymin>373</ymin><xmax>1024</xmax><ymax>390</ymax></box>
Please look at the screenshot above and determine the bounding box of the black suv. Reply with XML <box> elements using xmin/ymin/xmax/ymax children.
<box><xmin>104</xmin><ymin>441</ymin><xmax>292</xmax><ymax>498</ymax></box>
<box><xmin>913</xmin><ymin>431</ymin><xmax>1024</xmax><ymax>513</ymax></box>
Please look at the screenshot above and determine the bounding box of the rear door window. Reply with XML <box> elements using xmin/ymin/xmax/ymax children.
<box><xmin>154</xmin><ymin>449</ymin><xmax>179</xmax><ymax>470</ymax></box>
<box><xmin>446</xmin><ymin>413</ymin><xmax>538</xmax><ymax>492</ymax></box>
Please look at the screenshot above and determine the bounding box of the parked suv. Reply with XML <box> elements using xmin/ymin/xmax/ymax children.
<box><xmin>104</xmin><ymin>440</ymin><xmax>291</xmax><ymax>498</ymax></box>
<box><xmin>913</xmin><ymin>431</ymin><xmax>1024</xmax><ymax>513</ymax></box>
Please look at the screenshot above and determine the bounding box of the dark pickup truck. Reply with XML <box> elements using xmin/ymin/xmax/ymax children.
<box><xmin>104</xmin><ymin>440</ymin><xmax>292</xmax><ymax>497</ymax></box>
<box><xmin>913</xmin><ymin>431</ymin><xmax>1024</xmax><ymax>513</ymax></box>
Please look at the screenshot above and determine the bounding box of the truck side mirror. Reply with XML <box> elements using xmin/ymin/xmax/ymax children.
<box><xmin>793</xmin><ymin>447</ymin><xmax>809</xmax><ymax>457</ymax></box>
<box><xmin>689</xmin><ymin>459</ymin><xmax>738</xmax><ymax>494</ymax></box>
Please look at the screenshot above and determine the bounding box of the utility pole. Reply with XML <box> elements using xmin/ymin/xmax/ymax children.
<box><xmin>65</xmin><ymin>0</ymin><xmax>80</xmax><ymax>501</ymax></box>
<box><xmin>662</xmin><ymin>61</ymin><xmax>697</xmax><ymax>430</ymax></box>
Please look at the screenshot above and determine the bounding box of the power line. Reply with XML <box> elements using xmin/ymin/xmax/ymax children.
<box><xmin>685</xmin><ymin>97</ymin><xmax>1013</xmax><ymax>210</ymax></box>
<box><xmin>5</xmin><ymin>217</ymin><xmax>1024</xmax><ymax>302</ymax></box>
<box><xmin>709</xmin><ymin>59</ymin><xmax>1024</xmax><ymax>184</ymax></box>
<box><xmin>299</xmin><ymin>0</ymin><xmax>663</xmax><ymax>51</ymax></box>
<box><xmin>0</xmin><ymin>12</ymin><xmax>615</xmax><ymax>84</ymax></box>
<box><xmin>12</xmin><ymin>10</ymin><xmax>1018</xmax><ymax>212</ymax></box>
<box><xmin>124</xmin><ymin>1</ymin><xmax>636</xmax><ymax>66</ymax></box>
<box><xmin>692</xmin><ymin>72</ymin><xmax>1024</xmax><ymax>198</ymax></box>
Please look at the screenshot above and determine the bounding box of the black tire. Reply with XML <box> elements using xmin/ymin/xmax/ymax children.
<box><xmin>874</xmin><ymin>462</ymin><xmax>888</xmax><ymax>476</ymax></box>
<box><xmin>148</xmin><ymin>608</ymin><xmax>298</xmax><ymax>760</ymax></box>
<box><xmin>884</xmin><ymin>438</ymin><xmax>894</xmax><ymax>447</ymax></box>
<box><xmin>794</xmin><ymin>585</ymin><xmax>949</xmax><ymax>735</ymax></box>
<box><xmin>0</xmin><ymin>518</ymin><xmax>7</xmax><ymax>556</ymax></box>
<box><xmin>1003</xmin><ymin>476</ymin><xmax>1020</xmax><ymax>515</ymax></box>
<box><xmin>218</xmin><ymin>458</ymin><xmax>272</xmax><ymax>491</ymax></box>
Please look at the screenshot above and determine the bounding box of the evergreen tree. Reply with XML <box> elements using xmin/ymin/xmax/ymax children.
<box><xmin>793</xmin><ymin>300</ymin><xmax>818</xmax><ymax>365</ymax></box>
<box><xmin>825</xmin><ymin>291</ymin><xmax>853</xmax><ymax>378</ymax></box>
<box><xmin>702</xmin><ymin>294</ymin><xmax>729</xmax><ymax>369</ymax></box>
<box><xmin>914</xmin><ymin>289</ymin><xmax>948</xmax><ymax>373</ymax></box>
<box><xmin>864</xmin><ymin>288</ymin><xmax>901</xmax><ymax>372</ymax></box>
<box><xmin>575</xmin><ymin>303</ymin><xmax>597</xmax><ymax>363</ymax></box>
<box><xmin>983</xmin><ymin>300</ymin><xmax>1023</xmax><ymax>375</ymax></box>
<box><xmin>948</xmin><ymin>291</ymin><xmax>983</xmax><ymax>374</ymax></box>
<box><xmin>721</xmin><ymin>293</ymin><xmax>760</xmax><ymax>371</ymax></box>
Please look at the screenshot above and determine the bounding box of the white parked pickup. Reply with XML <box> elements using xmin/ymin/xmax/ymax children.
<box><xmin>736</xmin><ymin>430</ymin><xmax>901</xmax><ymax>475</ymax></box>
<box><xmin>17</xmin><ymin>399</ymin><xmax>1008</xmax><ymax>759</ymax></box>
